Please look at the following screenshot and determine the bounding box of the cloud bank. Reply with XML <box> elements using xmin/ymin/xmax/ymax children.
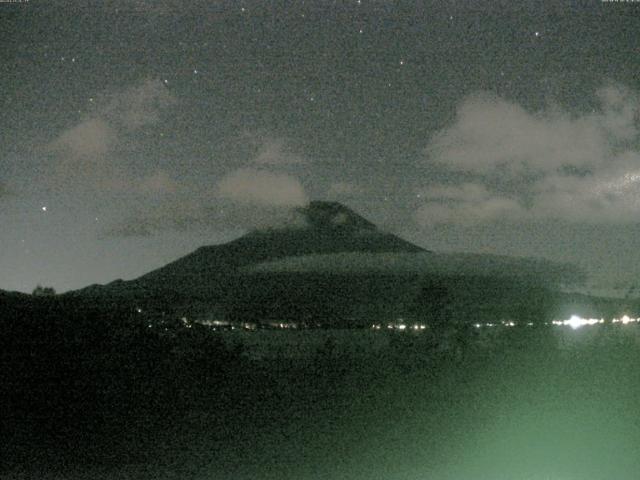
<box><xmin>48</xmin><ymin>78</ymin><xmax>175</xmax><ymax>193</ymax></box>
<box><xmin>216</xmin><ymin>168</ymin><xmax>308</xmax><ymax>207</ymax></box>
<box><xmin>103</xmin><ymin>140</ymin><xmax>310</xmax><ymax>238</ymax></box>
<box><xmin>419</xmin><ymin>84</ymin><xmax>640</xmax><ymax>226</ymax></box>
<box><xmin>101</xmin><ymin>200</ymin><xmax>309</xmax><ymax>238</ymax></box>
<box><xmin>416</xmin><ymin>183</ymin><xmax>524</xmax><ymax>226</ymax></box>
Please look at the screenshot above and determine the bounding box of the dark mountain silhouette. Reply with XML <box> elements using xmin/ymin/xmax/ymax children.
<box><xmin>71</xmin><ymin>201</ymin><xmax>427</xmax><ymax>304</ymax></box>
<box><xmin>53</xmin><ymin>200</ymin><xmax>617</xmax><ymax>326</ymax></box>
<box><xmin>139</xmin><ymin>201</ymin><xmax>425</xmax><ymax>281</ymax></box>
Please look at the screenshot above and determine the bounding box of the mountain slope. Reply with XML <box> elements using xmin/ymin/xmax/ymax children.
<box><xmin>65</xmin><ymin>201</ymin><xmax>601</xmax><ymax>325</ymax></box>
<box><xmin>135</xmin><ymin>201</ymin><xmax>424</xmax><ymax>283</ymax></box>
<box><xmin>72</xmin><ymin>201</ymin><xmax>426</xmax><ymax>299</ymax></box>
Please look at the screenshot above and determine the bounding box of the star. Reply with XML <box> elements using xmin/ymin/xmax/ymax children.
<box><xmin>41</xmin><ymin>206</ymin><xmax>47</xmax><ymax>212</ymax></box>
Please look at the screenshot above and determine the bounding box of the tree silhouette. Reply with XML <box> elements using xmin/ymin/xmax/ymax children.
<box><xmin>32</xmin><ymin>285</ymin><xmax>56</xmax><ymax>296</ymax></box>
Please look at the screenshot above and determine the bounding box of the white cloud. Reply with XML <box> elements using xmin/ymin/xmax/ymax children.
<box><xmin>529</xmin><ymin>162</ymin><xmax>640</xmax><ymax>223</ymax></box>
<box><xmin>427</xmin><ymin>85</ymin><xmax>638</xmax><ymax>176</ymax></box>
<box><xmin>47</xmin><ymin>79</ymin><xmax>175</xmax><ymax>191</ymax></box>
<box><xmin>416</xmin><ymin>183</ymin><xmax>524</xmax><ymax>226</ymax></box>
<box><xmin>102</xmin><ymin>195</ymin><xmax>309</xmax><ymax>238</ymax></box>
<box><xmin>51</xmin><ymin>118</ymin><xmax>115</xmax><ymax>160</ymax></box>
<box><xmin>420</xmin><ymin>85</ymin><xmax>640</xmax><ymax>226</ymax></box>
<box><xmin>216</xmin><ymin>168</ymin><xmax>308</xmax><ymax>207</ymax></box>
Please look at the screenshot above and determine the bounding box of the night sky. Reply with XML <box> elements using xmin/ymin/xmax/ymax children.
<box><xmin>1</xmin><ymin>0</ymin><xmax>639</xmax><ymax>293</ymax></box>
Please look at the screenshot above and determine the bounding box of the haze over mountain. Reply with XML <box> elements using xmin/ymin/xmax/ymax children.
<box><xmin>71</xmin><ymin>202</ymin><xmax>426</xmax><ymax>306</ymax></box>
<box><xmin>53</xmin><ymin>201</ymin><xmax>598</xmax><ymax>326</ymax></box>
<box><xmin>137</xmin><ymin>200</ymin><xmax>426</xmax><ymax>282</ymax></box>
<box><xmin>73</xmin><ymin>201</ymin><xmax>578</xmax><ymax>290</ymax></box>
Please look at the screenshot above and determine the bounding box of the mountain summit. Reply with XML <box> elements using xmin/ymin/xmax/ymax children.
<box><xmin>297</xmin><ymin>201</ymin><xmax>376</xmax><ymax>231</ymax></box>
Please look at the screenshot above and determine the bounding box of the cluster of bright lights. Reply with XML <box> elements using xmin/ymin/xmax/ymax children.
<box><xmin>552</xmin><ymin>314</ymin><xmax>639</xmax><ymax>329</ymax></box>
<box><xmin>552</xmin><ymin>315</ymin><xmax>604</xmax><ymax>329</ymax></box>
<box><xmin>473</xmin><ymin>320</ymin><xmax>528</xmax><ymax>328</ymax></box>
<box><xmin>370</xmin><ymin>315</ymin><xmax>640</xmax><ymax>332</ymax></box>
<box><xmin>612</xmin><ymin>315</ymin><xmax>638</xmax><ymax>325</ymax></box>
<box><xmin>191</xmin><ymin>315</ymin><xmax>640</xmax><ymax>333</ymax></box>
<box><xmin>371</xmin><ymin>323</ymin><xmax>427</xmax><ymax>331</ymax></box>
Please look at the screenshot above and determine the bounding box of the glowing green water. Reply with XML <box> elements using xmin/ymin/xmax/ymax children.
<box><xmin>205</xmin><ymin>328</ymin><xmax>640</xmax><ymax>480</ymax></box>
<box><xmin>22</xmin><ymin>327</ymin><xmax>640</xmax><ymax>480</ymax></box>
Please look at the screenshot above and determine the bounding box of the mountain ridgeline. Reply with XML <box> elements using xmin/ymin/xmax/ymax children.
<box><xmin>52</xmin><ymin>201</ymin><xmax>609</xmax><ymax>327</ymax></box>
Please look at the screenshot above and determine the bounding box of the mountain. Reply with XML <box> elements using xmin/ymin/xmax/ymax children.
<box><xmin>139</xmin><ymin>200</ymin><xmax>425</xmax><ymax>281</ymax></box>
<box><xmin>66</xmin><ymin>201</ymin><xmax>603</xmax><ymax>326</ymax></box>
<box><xmin>74</xmin><ymin>201</ymin><xmax>426</xmax><ymax>300</ymax></box>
